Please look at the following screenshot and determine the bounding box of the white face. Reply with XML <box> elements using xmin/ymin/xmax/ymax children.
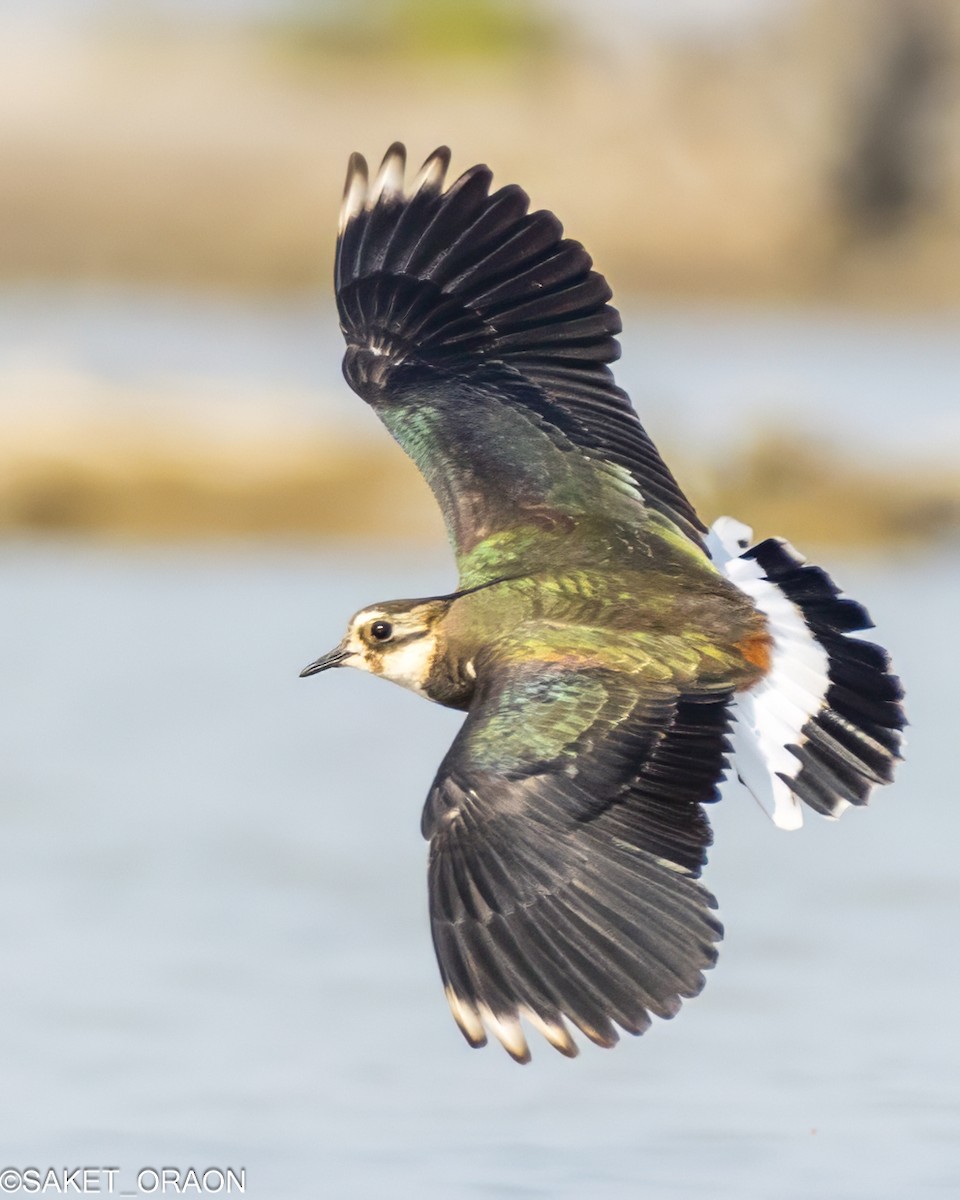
<box><xmin>342</xmin><ymin>607</ymin><xmax>438</xmax><ymax>695</ymax></box>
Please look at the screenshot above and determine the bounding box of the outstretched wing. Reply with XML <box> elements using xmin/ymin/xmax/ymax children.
<box><xmin>420</xmin><ymin>658</ymin><xmax>730</xmax><ymax>1061</ymax></box>
<box><xmin>335</xmin><ymin>144</ymin><xmax>706</xmax><ymax>587</ymax></box>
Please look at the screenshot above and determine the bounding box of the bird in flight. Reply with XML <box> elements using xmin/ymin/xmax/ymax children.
<box><xmin>301</xmin><ymin>144</ymin><xmax>905</xmax><ymax>1062</ymax></box>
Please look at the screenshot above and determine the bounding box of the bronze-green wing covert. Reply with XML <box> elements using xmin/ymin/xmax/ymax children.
<box><xmin>335</xmin><ymin>143</ymin><xmax>706</xmax><ymax>588</ymax></box>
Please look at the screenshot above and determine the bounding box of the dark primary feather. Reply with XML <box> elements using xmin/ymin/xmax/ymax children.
<box><xmin>421</xmin><ymin>662</ymin><xmax>729</xmax><ymax>1060</ymax></box>
<box><xmin>335</xmin><ymin>144</ymin><xmax>706</xmax><ymax>559</ymax></box>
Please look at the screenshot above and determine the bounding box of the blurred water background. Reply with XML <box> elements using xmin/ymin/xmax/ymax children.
<box><xmin>1</xmin><ymin>1</ymin><xmax>958</xmax><ymax>1197</ymax></box>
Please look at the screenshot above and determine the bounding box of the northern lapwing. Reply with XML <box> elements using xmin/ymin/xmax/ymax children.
<box><xmin>300</xmin><ymin>145</ymin><xmax>905</xmax><ymax>1062</ymax></box>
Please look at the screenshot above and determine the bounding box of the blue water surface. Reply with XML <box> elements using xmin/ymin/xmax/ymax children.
<box><xmin>0</xmin><ymin>539</ymin><xmax>954</xmax><ymax>1199</ymax></box>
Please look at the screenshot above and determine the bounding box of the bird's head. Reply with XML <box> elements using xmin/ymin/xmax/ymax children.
<box><xmin>299</xmin><ymin>598</ymin><xmax>449</xmax><ymax>694</ymax></box>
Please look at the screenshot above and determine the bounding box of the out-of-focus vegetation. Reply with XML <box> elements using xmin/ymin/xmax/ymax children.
<box><xmin>696</xmin><ymin>434</ymin><xmax>960</xmax><ymax>549</ymax></box>
<box><xmin>271</xmin><ymin>0</ymin><xmax>561</xmax><ymax>66</ymax></box>
<box><xmin>1</xmin><ymin>0</ymin><xmax>957</xmax><ymax>549</ymax></box>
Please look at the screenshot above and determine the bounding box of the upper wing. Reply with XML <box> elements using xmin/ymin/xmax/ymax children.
<box><xmin>420</xmin><ymin>657</ymin><xmax>730</xmax><ymax>1061</ymax></box>
<box><xmin>335</xmin><ymin>144</ymin><xmax>707</xmax><ymax>586</ymax></box>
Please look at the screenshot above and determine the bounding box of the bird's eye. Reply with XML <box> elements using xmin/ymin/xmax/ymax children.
<box><xmin>369</xmin><ymin>620</ymin><xmax>393</xmax><ymax>642</ymax></box>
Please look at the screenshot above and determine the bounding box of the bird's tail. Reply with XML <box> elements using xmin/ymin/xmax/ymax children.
<box><xmin>708</xmin><ymin>517</ymin><xmax>905</xmax><ymax>830</ymax></box>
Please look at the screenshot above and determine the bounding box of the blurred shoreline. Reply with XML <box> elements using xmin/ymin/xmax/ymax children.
<box><xmin>2</xmin><ymin>363</ymin><xmax>956</xmax><ymax>549</ymax></box>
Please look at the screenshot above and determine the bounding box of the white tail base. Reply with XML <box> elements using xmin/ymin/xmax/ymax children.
<box><xmin>708</xmin><ymin>518</ymin><xmax>833</xmax><ymax>831</ymax></box>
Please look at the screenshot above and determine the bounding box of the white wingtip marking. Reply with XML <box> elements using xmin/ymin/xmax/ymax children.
<box><xmin>520</xmin><ymin>1007</ymin><xmax>579</xmax><ymax>1058</ymax></box>
<box><xmin>339</xmin><ymin>153</ymin><xmax>369</xmax><ymax>234</ymax></box>
<box><xmin>446</xmin><ymin>989</ymin><xmax>578</xmax><ymax>1059</ymax></box>
<box><xmin>340</xmin><ymin>145</ymin><xmax>451</xmax><ymax>235</ymax></box>
<box><xmin>411</xmin><ymin>146</ymin><xmax>451</xmax><ymax>195</ymax></box>
<box><xmin>370</xmin><ymin>143</ymin><xmax>406</xmax><ymax>206</ymax></box>
<box><xmin>478</xmin><ymin>1004</ymin><xmax>531</xmax><ymax>1063</ymax></box>
<box><xmin>444</xmin><ymin>986</ymin><xmax>486</xmax><ymax>1045</ymax></box>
